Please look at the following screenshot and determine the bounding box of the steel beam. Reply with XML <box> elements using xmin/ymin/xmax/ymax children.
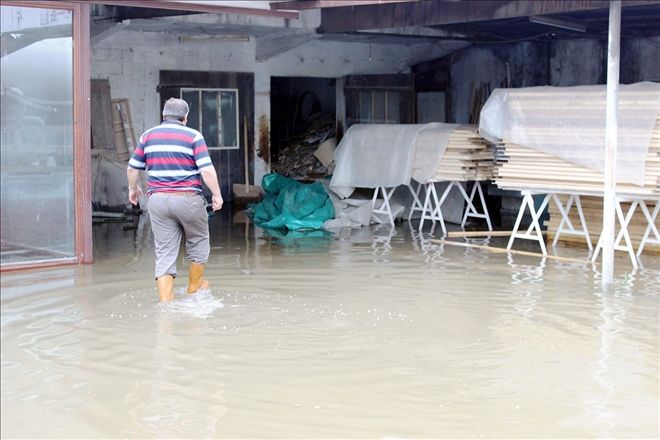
<box><xmin>79</xmin><ymin>1</ymin><xmax>299</xmax><ymax>19</ymax></box>
<box><xmin>601</xmin><ymin>1</ymin><xmax>622</xmax><ymax>283</ymax></box>
<box><xmin>271</xmin><ymin>0</ymin><xmax>414</xmax><ymax>10</ymax></box>
<box><xmin>319</xmin><ymin>0</ymin><xmax>659</xmax><ymax>33</ymax></box>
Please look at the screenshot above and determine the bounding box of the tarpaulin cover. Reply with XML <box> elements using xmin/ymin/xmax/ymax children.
<box><xmin>329</xmin><ymin>123</ymin><xmax>457</xmax><ymax>198</ymax></box>
<box><xmin>411</xmin><ymin>124</ymin><xmax>460</xmax><ymax>183</ymax></box>
<box><xmin>249</xmin><ymin>173</ymin><xmax>335</xmax><ymax>230</ymax></box>
<box><xmin>478</xmin><ymin>82</ymin><xmax>660</xmax><ymax>186</ymax></box>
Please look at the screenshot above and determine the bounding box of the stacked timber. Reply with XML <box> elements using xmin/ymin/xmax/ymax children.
<box><xmin>497</xmin><ymin>117</ymin><xmax>659</xmax><ymax>255</ymax></box>
<box><xmin>493</xmin><ymin>111</ymin><xmax>660</xmax><ymax>198</ymax></box>
<box><xmin>545</xmin><ymin>196</ymin><xmax>659</xmax><ymax>254</ymax></box>
<box><xmin>433</xmin><ymin>125</ymin><xmax>496</xmax><ymax>182</ymax></box>
<box><xmin>494</xmin><ymin>114</ymin><xmax>660</xmax><ymax>197</ymax></box>
<box><xmin>480</xmin><ymin>84</ymin><xmax>660</xmax><ymax>254</ymax></box>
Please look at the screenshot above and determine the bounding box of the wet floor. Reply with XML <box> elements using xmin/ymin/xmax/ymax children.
<box><xmin>1</xmin><ymin>214</ymin><xmax>659</xmax><ymax>439</ymax></box>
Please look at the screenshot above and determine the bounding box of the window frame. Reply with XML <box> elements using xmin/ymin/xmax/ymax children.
<box><xmin>356</xmin><ymin>90</ymin><xmax>402</xmax><ymax>124</ymax></box>
<box><xmin>180</xmin><ymin>87</ymin><xmax>240</xmax><ymax>150</ymax></box>
<box><xmin>0</xmin><ymin>0</ymin><xmax>92</xmax><ymax>272</ymax></box>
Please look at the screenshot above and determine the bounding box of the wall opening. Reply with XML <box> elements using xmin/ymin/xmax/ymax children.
<box><xmin>270</xmin><ymin>76</ymin><xmax>336</xmax><ymax>180</ymax></box>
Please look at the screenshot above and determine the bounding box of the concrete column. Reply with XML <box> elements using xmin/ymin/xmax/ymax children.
<box><xmin>254</xmin><ymin>67</ymin><xmax>271</xmax><ymax>185</ymax></box>
<box><xmin>335</xmin><ymin>77</ymin><xmax>346</xmax><ymax>137</ymax></box>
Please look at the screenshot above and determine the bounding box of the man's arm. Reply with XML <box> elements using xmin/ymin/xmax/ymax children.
<box><xmin>200</xmin><ymin>166</ymin><xmax>223</xmax><ymax>211</ymax></box>
<box><xmin>127</xmin><ymin>167</ymin><xmax>143</xmax><ymax>205</ymax></box>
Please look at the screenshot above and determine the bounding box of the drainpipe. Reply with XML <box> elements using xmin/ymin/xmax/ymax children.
<box><xmin>602</xmin><ymin>0</ymin><xmax>621</xmax><ymax>284</ymax></box>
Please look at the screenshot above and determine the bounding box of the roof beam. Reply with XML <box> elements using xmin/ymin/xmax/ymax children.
<box><xmin>319</xmin><ymin>0</ymin><xmax>660</xmax><ymax>33</ymax></box>
<box><xmin>256</xmin><ymin>29</ymin><xmax>321</xmax><ymax>61</ymax></box>
<box><xmin>271</xmin><ymin>0</ymin><xmax>414</xmax><ymax>10</ymax></box>
<box><xmin>83</xmin><ymin>1</ymin><xmax>299</xmax><ymax>19</ymax></box>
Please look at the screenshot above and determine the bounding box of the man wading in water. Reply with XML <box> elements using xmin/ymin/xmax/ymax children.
<box><xmin>127</xmin><ymin>98</ymin><xmax>223</xmax><ymax>302</ymax></box>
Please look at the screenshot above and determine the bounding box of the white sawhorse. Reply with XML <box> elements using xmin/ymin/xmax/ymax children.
<box><xmin>636</xmin><ymin>199</ymin><xmax>660</xmax><ymax>258</ymax></box>
<box><xmin>407</xmin><ymin>181</ymin><xmax>426</xmax><ymax>221</ymax></box>
<box><xmin>591</xmin><ymin>197</ymin><xmax>640</xmax><ymax>269</ymax></box>
<box><xmin>418</xmin><ymin>180</ymin><xmax>492</xmax><ymax>235</ymax></box>
<box><xmin>463</xmin><ymin>181</ymin><xmax>493</xmax><ymax>231</ymax></box>
<box><xmin>507</xmin><ymin>191</ymin><xmax>550</xmax><ymax>254</ymax></box>
<box><xmin>550</xmin><ymin>193</ymin><xmax>593</xmax><ymax>252</ymax></box>
<box><xmin>371</xmin><ymin>186</ymin><xmax>397</xmax><ymax>227</ymax></box>
<box><xmin>507</xmin><ymin>191</ymin><xmax>592</xmax><ymax>255</ymax></box>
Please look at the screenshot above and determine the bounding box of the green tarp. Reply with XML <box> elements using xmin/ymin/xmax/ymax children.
<box><xmin>249</xmin><ymin>173</ymin><xmax>335</xmax><ymax>230</ymax></box>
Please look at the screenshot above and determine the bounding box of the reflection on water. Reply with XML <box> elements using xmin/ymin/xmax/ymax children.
<box><xmin>508</xmin><ymin>254</ymin><xmax>546</xmax><ymax>318</ymax></box>
<box><xmin>1</xmin><ymin>220</ymin><xmax>658</xmax><ymax>438</ymax></box>
<box><xmin>125</xmin><ymin>295</ymin><xmax>228</xmax><ymax>439</ymax></box>
<box><xmin>261</xmin><ymin>228</ymin><xmax>333</xmax><ymax>255</ymax></box>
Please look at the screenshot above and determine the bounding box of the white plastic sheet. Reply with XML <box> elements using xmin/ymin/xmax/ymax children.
<box><xmin>479</xmin><ymin>82</ymin><xmax>660</xmax><ymax>186</ymax></box>
<box><xmin>330</xmin><ymin>123</ymin><xmax>456</xmax><ymax>198</ymax></box>
<box><xmin>411</xmin><ymin>124</ymin><xmax>460</xmax><ymax>183</ymax></box>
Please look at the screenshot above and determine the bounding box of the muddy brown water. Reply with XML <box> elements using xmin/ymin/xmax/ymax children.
<box><xmin>1</xmin><ymin>216</ymin><xmax>658</xmax><ymax>438</ymax></box>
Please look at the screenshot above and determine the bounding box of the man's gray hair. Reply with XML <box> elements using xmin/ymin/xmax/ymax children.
<box><xmin>162</xmin><ymin>98</ymin><xmax>189</xmax><ymax>121</ymax></box>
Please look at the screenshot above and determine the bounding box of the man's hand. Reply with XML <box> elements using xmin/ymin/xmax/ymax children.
<box><xmin>127</xmin><ymin>167</ymin><xmax>143</xmax><ymax>206</ymax></box>
<box><xmin>128</xmin><ymin>186</ymin><xmax>143</xmax><ymax>206</ymax></box>
<box><xmin>211</xmin><ymin>194</ymin><xmax>223</xmax><ymax>211</ymax></box>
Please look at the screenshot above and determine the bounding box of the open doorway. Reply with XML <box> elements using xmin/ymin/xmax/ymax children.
<box><xmin>270</xmin><ymin>76</ymin><xmax>336</xmax><ymax>180</ymax></box>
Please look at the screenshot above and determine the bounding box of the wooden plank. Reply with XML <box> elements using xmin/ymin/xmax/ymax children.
<box><xmin>431</xmin><ymin>239</ymin><xmax>594</xmax><ymax>264</ymax></box>
<box><xmin>111</xmin><ymin>100</ymin><xmax>129</xmax><ymax>161</ymax></box>
<box><xmin>90</xmin><ymin>79</ymin><xmax>114</xmax><ymax>149</ymax></box>
<box><xmin>446</xmin><ymin>230</ymin><xmax>514</xmax><ymax>238</ymax></box>
<box><xmin>112</xmin><ymin>99</ymin><xmax>137</xmax><ymax>155</ymax></box>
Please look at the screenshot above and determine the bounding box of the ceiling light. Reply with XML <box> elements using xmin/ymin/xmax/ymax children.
<box><xmin>529</xmin><ymin>16</ymin><xmax>586</xmax><ymax>33</ymax></box>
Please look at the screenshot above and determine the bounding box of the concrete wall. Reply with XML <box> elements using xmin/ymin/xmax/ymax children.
<box><xmin>92</xmin><ymin>28</ymin><xmax>460</xmax><ymax>184</ymax></box>
<box><xmin>92</xmin><ymin>30</ymin><xmax>256</xmax><ymax>137</ymax></box>
<box><xmin>449</xmin><ymin>41</ymin><xmax>549</xmax><ymax>124</ymax></box>
<box><xmin>621</xmin><ymin>36</ymin><xmax>660</xmax><ymax>83</ymax></box>
<box><xmin>549</xmin><ymin>39</ymin><xmax>605</xmax><ymax>86</ymax></box>
<box><xmin>447</xmin><ymin>37</ymin><xmax>658</xmax><ymax>123</ymax></box>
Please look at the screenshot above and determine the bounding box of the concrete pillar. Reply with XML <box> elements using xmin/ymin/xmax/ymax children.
<box><xmin>254</xmin><ymin>67</ymin><xmax>271</xmax><ymax>185</ymax></box>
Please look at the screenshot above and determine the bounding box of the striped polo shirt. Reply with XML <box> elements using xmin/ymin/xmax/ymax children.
<box><xmin>128</xmin><ymin>121</ymin><xmax>213</xmax><ymax>194</ymax></box>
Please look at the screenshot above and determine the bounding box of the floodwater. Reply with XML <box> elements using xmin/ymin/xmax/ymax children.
<box><xmin>1</xmin><ymin>213</ymin><xmax>659</xmax><ymax>439</ymax></box>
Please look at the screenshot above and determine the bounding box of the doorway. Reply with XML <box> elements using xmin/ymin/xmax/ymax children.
<box><xmin>270</xmin><ymin>76</ymin><xmax>336</xmax><ymax>175</ymax></box>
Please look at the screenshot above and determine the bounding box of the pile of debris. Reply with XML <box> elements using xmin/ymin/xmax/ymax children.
<box><xmin>272</xmin><ymin>114</ymin><xmax>336</xmax><ymax>181</ymax></box>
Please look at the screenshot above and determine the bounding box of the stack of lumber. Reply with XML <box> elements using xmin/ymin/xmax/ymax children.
<box><xmin>433</xmin><ymin>125</ymin><xmax>496</xmax><ymax>182</ymax></box>
<box><xmin>545</xmin><ymin>196</ymin><xmax>659</xmax><ymax>254</ymax></box>
<box><xmin>494</xmin><ymin>114</ymin><xmax>660</xmax><ymax>198</ymax></box>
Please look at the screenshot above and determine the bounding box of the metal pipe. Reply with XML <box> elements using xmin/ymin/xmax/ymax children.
<box><xmin>602</xmin><ymin>0</ymin><xmax>621</xmax><ymax>284</ymax></box>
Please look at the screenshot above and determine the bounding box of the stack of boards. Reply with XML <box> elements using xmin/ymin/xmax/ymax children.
<box><xmin>433</xmin><ymin>125</ymin><xmax>496</xmax><ymax>182</ymax></box>
<box><xmin>492</xmin><ymin>86</ymin><xmax>660</xmax><ymax>196</ymax></box>
<box><xmin>545</xmin><ymin>196</ymin><xmax>659</xmax><ymax>254</ymax></box>
<box><xmin>494</xmin><ymin>114</ymin><xmax>660</xmax><ymax>197</ymax></box>
<box><xmin>493</xmin><ymin>107</ymin><xmax>659</xmax><ymax>254</ymax></box>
